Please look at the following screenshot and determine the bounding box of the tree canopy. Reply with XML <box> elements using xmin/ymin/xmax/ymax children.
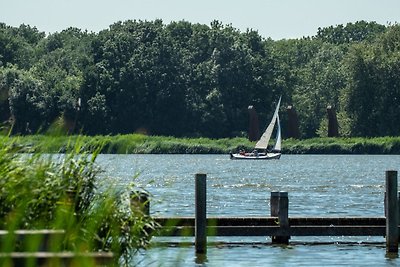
<box><xmin>0</xmin><ymin>20</ymin><xmax>399</xmax><ymax>138</ymax></box>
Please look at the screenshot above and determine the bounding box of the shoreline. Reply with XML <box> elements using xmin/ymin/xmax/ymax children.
<box><xmin>3</xmin><ymin>134</ymin><xmax>400</xmax><ymax>155</ymax></box>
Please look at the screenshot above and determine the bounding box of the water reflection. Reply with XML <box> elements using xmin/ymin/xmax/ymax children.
<box><xmin>385</xmin><ymin>251</ymin><xmax>399</xmax><ymax>260</ymax></box>
<box><xmin>194</xmin><ymin>253</ymin><xmax>207</xmax><ymax>265</ymax></box>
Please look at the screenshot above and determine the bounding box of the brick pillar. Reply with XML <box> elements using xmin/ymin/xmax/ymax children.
<box><xmin>248</xmin><ymin>105</ymin><xmax>260</xmax><ymax>142</ymax></box>
<box><xmin>327</xmin><ymin>105</ymin><xmax>339</xmax><ymax>137</ymax></box>
<box><xmin>286</xmin><ymin>105</ymin><xmax>300</xmax><ymax>139</ymax></box>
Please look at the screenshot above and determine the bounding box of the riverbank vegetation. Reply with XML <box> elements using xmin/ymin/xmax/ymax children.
<box><xmin>0</xmin><ymin>136</ymin><xmax>157</xmax><ymax>266</ymax></box>
<box><xmin>1</xmin><ymin>20</ymin><xmax>400</xmax><ymax>139</ymax></box>
<box><xmin>6</xmin><ymin>134</ymin><xmax>400</xmax><ymax>154</ymax></box>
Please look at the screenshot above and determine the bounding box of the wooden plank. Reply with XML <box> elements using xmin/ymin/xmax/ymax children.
<box><xmin>0</xmin><ymin>229</ymin><xmax>66</xmax><ymax>252</ymax></box>
<box><xmin>154</xmin><ymin>216</ymin><xmax>391</xmax><ymax>237</ymax></box>
<box><xmin>213</xmin><ymin>225</ymin><xmax>386</xmax><ymax>237</ymax></box>
<box><xmin>156</xmin><ymin>225</ymin><xmax>388</xmax><ymax>237</ymax></box>
<box><xmin>0</xmin><ymin>252</ymin><xmax>114</xmax><ymax>266</ymax></box>
<box><xmin>0</xmin><ymin>229</ymin><xmax>65</xmax><ymax>236</ymax></box>
<box><xmin>283</xmin><ymin>226</ymin><xmax>385</xmax><ymax>236</ymax></box>
<box><xmin>289</xmin><ymin>217</ymin><xmax>386</xmax><ymax>226</ymax></box>
<box><xmin>155</xmin><ymin>217</ymin><xmax>387</xmax><ymax>227</ymax></box>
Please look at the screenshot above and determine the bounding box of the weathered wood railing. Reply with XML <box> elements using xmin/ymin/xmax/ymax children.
<box><xmin>143</xmin><ymin>171</ymin><xmax>400</xmax><ymax>255</ymax></box>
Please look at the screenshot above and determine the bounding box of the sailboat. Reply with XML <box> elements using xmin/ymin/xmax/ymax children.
<box><xmin>230</xmin><ymin>97</ymin><xmax>282</xmax><ymax>160</ymax></box>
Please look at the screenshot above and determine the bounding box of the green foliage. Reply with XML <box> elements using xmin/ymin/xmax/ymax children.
<box><xmin>292</xmin><ymin>42</ymin><xmax>347</xmax><ymax>137</ymax></box>
<box><xmin>0</xmin><ymin>136</ymin><xmax>157</xmax><ymax>265</ymax></box>
<box><xmin>344</xmin><ymin>24</ymin><xmax>400</xmax><ymax>137</ymax></box>
<box><xmin>6</xmin><ymin>134</ymin><xmax>253</xmax><ymax>154</ymax></box>
<box><xmin>1</xmin><ymin>20</ymin><xmax>399</xmax><ymax>138</ymax></box>
<box><xmin>283</xmin><ymin>136</ymin><xmax>400</xmax><ymax>154</ymax></box>
<box><xmin>0</xmin><ymin>66</ymin><xmax>52</xmax><ymax>133</ymax></box>
<box><xmin>8</xmin><ymin>134</ymin><xmax>400</xmax><ymax>155</ymax></box>
<box><xmin>0</xmin><ymin>23</ymin><xmax>45</xmax><ymax>69</ymax></box>
<box><xmin>316</xmin><ymin>21</ymin><xmax>386</xmax><ymax>44</ymax></box>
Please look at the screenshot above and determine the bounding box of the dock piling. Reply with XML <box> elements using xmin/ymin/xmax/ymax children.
<box><xmin>385</xmin><ymin>170</ymin><xmax>399</xmax><ymax>253</ymax></box>
<box><xmin>130</xmin><ymin>191</ymin><xmax>150</xmax><ymax>216</ymax></box>
<box><xmin>270</xmin><ymin>192</ymin><xmax>279</xmax><ymax>217</ymax></box>
<box><xmin>154</xmin><ymin>170</ymin><xmax>400</xmax><ymax>250</ymax></box>
<box><xmin>195</xmin><ymin>173</ymin><xmax>207</xmax><ymax>254</ymax></box>
<box><xmin>270</xmin><ymin>191</ymin><xmax>290</xmax><ymax>244</ymax></box>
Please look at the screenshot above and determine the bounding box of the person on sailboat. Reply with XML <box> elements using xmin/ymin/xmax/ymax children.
<box><xmin>230</xmin><ymin>96</ymin><xmax>282</xmax><ymax>160</ymax></box>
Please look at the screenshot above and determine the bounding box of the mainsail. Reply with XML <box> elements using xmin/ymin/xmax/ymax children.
<box><xmin>254</xmin><ymin>97</ymin><xmax>281</xmax><ymax>150</ymax></box>
<box><xmin>272</xmin><ymin>114</ymin><xmax>281</xmax><ymax>152</ymax></box>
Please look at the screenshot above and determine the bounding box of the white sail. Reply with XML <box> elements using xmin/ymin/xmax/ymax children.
<box><xmin>254</xmin><ymin>97</ymin><xmax>281</xmax><ymax>150</ymax></box>
<box><xmin>272</xmin><ymin>114</ymin><xmax>281</xmax><ymax>152</ymax></box>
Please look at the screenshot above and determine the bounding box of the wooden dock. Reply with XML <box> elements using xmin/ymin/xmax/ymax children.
<box><xmin>138</xmin><ymin>171</ymin><xmax>400</xmax><ymax>255</ymax></box>
<box><xmin>154</xmin><ymin>216</ymin><xmax>388</xmax><ymax>237</ymax></box>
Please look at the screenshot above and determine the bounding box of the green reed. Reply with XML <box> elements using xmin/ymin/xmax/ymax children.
<box><xmin>4</xmin><ymin>134</ymin><xmax>400</xmax><ymax>154</ymax></box>
<box><xmin>0</xmin><ymin>135</ymin><xmax>157</xmax><ymax>266</ymax></box>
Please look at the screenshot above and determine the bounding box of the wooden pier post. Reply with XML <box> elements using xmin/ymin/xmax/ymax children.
<box><xmin>270</xmin><ymin>192</ymin><xmax>279</xmax><ymax>217</ymax></box>
<box><xmin>195</xmin><ymin>173</ymin><xmax>207</xmax><ymax>254</ymax></box>
<box><xmin>385</xmin><ymin>170</ymin><xmax>398</xmax><ymax>253</ymax></box>
<box><xmin>270</xmin><ymin>191</ymin><xmax>290</xmax><ymax>244</ymax></box>
<box><xmin>130</xmin><ymin>191</ymin><xmax>150</xmax><ymax>216</ymax></box>
<box><xmin>278</xmin><ymin>192</ymin><xmax>290</xmax><ymax>244</ymax></box>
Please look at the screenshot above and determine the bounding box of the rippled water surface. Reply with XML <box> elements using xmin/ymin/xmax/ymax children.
<box><xmin>95</xmin><ymin>154</ymin><xmax>400</xmax><ymax>266</ymax></box>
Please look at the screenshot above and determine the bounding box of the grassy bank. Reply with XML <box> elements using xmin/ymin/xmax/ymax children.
<box><xmin>5</xmin><ymin>134</ymin><xmax>400</xmax><ymax>154</ymax></box>
<box><xmin>6</xmin><ymin>134</ymin><xmax>249</xmax><ymax>154</ymax></box>
<box><xmin>284</xmin><ymin>136</ymin><xmax>400</xmax><ymax>154</ymax></box>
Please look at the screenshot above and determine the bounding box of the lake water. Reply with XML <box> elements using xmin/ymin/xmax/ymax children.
<box><xmin>95</xmin><ymin>154</ymin><xmax>400</xmax><ymax>266</ymax></box>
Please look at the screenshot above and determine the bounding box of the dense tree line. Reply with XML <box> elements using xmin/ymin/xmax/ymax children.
<box><xmin>0</xmin><ymin>20</ymin><xmax>399</xmax><ymax>138</ymax></box>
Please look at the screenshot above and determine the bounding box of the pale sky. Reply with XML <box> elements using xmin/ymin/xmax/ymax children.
<box><xmin>1</xmin><ymin>0</ymin><xmax>399</xmax><ymax>40</ymax></box>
